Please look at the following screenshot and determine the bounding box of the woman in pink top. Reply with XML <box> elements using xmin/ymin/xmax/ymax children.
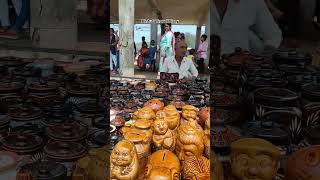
<box><xmin>197</xmin><ymin>34</ymin><xmax>208</xmax><ymax>73</ymax></box>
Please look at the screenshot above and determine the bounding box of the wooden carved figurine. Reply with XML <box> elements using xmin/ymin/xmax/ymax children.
<box><xmin>176</xmin><ymin>123</ymin><xmax>205</xmax><ymax>161</ymax></box>
<box><xmin>121</xmin><ymin>119</ymin><xmax>153</xmax><ymax>159</ymax></box>
<box><xmin>152</xmin><ymin>118</ymin><xmax>176</xmax><ymax>151</ymax></box>
<box><xmin>73</xmin><ymin>145</ymin><xmax>110</xmax><ymax>180</ymax></box>
<box><xmin>163</xmin><ymin>105</ymin><xmax>180</xmax><ymax>131</ymax></box>
<box><xmin>230</xmin><ymin>138</ymin><xmax>280</xmax><ymax>180</ymax></box>
<box><xmin>110</xmin><ymin>140</ymin><xmax>139</xmax><ymax>180</ymax></box>
<box><xmin>288</xmin><ymin>145</ymin><xmax>320</xmax><ymax>180</ymax></box>
<box><xmin>133</xmin><ymin>107</ymin><xmax>156</xmax><ymax>121</ymax></box>
<box><xmin>183</xmin><ymin>156</ymin><xmax>210</xmax><ymax>180</ymax></box>
<box><xmin>145</xmin><ymin>150</ymin><xmax>180</xmax><ymax>180</ymax></box>
<box><xmin>181</xmin><ymin>105</ymin><xmax>203</xmax><ymax>131</ymax></box>
<box><xmin>144</xmin><ymin>99</ymin><xmax>165</xmax><ymax>113</ymax></box>
<box><xmin>121</xmin><ymin>119</ymin><xmax>153</xmax><ymax>180</ymax></box>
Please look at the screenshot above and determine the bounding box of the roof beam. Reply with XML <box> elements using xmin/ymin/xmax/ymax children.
<box><xmin>196</xmin><ymin>2</ymin><xmax>209</xmax><ymax>27</ymax></box>
<box><xmin>148</xmin><ymin>0</ymin><xmax>162</xmax><ymax>19</ymax></box>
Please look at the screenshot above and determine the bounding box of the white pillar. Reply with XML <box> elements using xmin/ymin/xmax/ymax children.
<box><xmin>195</xmin><ymin>26</ymin><xmax>201</xmax><ymax>50</ymax></box>
<box><xmin>119</xmin><ymin>0</ymin><xmax>135</xmax><ymax>77</ymax></box>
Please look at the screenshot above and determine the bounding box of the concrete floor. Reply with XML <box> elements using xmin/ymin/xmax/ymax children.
<box><xmin>0</xmin><ymin>23</ymin><xmax>106</xmax><ymax>54</ymax></box>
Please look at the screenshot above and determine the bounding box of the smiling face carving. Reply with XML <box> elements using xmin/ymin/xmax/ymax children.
<box><xmin>154</xmin><ymin>119</ymin><xmax>169</xmax><ymax>135</ymax></box>
<box><xmin>182</xmin><ymin>105</ymin><xmax>198</xmax><ymax>122</ymax></box>
<box><xmin>110</xmin><ymin>140</ymin><xmax>139</xmax><ymax>180</ymax></box>
<box><xmin>230</xmin><ymin>138</ymin><xmax>280</xmax><ymax>180</ymax></box>
<box><xmin>111</xmin><ymin>141</ymin><xmax>136</xmax><ymax>167</ymax></box>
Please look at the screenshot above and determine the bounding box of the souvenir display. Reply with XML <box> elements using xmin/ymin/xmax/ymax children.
<box><xmin>109</xmin><ymin>78</ymin><xmax>211</xmax><ymax>179</ymax></box>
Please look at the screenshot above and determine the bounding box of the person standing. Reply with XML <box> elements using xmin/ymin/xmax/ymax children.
<box><xmin>137</xmin><ymin>43</ymin><xmax>149</xmax><ymax>69</ymax></box>
<box><xmin>197</xmin><ymin>34</ymin><xmax>208</xmax><ymax>73</ymax></box>
<box><xmin>109</xmin><ymin>28</ymin><xmax>118</xmax><ymax>73</ymax></box>
<box><xmin>147</xmin><ymin>40</ymin><xmax>157</xmax><ymax>71</ymax></box>
<box><xmin>159</xmin><ymin>23</ymin><xmax>175</xmax><ymax>72</ymax></box>
<box><xmin>142</xmin><ymin>36</ymin><xmax>148</xmax><ymax>48</ymax></box>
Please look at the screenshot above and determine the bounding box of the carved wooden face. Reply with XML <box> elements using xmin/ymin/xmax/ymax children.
<box><xmin>176</xmin><ymin>125</ymin><xmax>204</xmax><ymax>161</ymax></box>
<box><xmin>111</xmin><ymin>141</ymin><xmax>135</xmax><ymax>166</ymax></box>
<box><xmin>231</xmin><ymin>151</ymin><xmax>278</xmax><ymax>180</ymax></box>
<box><xmin>154</xmin><ymin>119</ymin><xmax>169</xmax><ymax>135</ymax></box>
<box><xmin>288</xmin><ymin>146</ymin><xmax>320</xmax><ymax>180</ymax></box>
<box><xmin>182</xmin><ymin>109</ymin><xmax>197</xmax><ymax>121</ymax></box>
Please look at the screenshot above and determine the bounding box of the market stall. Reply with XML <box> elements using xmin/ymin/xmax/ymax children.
<box><xmin>109</xmin><ymin>76</ymin><xmax>211</xmax><ymax>179</ymax></box>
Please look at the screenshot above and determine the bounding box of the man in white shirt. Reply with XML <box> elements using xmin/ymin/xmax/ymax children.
<box><xmin>212</xmin><ymin>0</ymin><xmax>282</xmax><ymax>55</ymax></box>
<box><xmin>162</xmin><ymin>41</ymin><xmax>199</xmax><ymax>80</ymax></box>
